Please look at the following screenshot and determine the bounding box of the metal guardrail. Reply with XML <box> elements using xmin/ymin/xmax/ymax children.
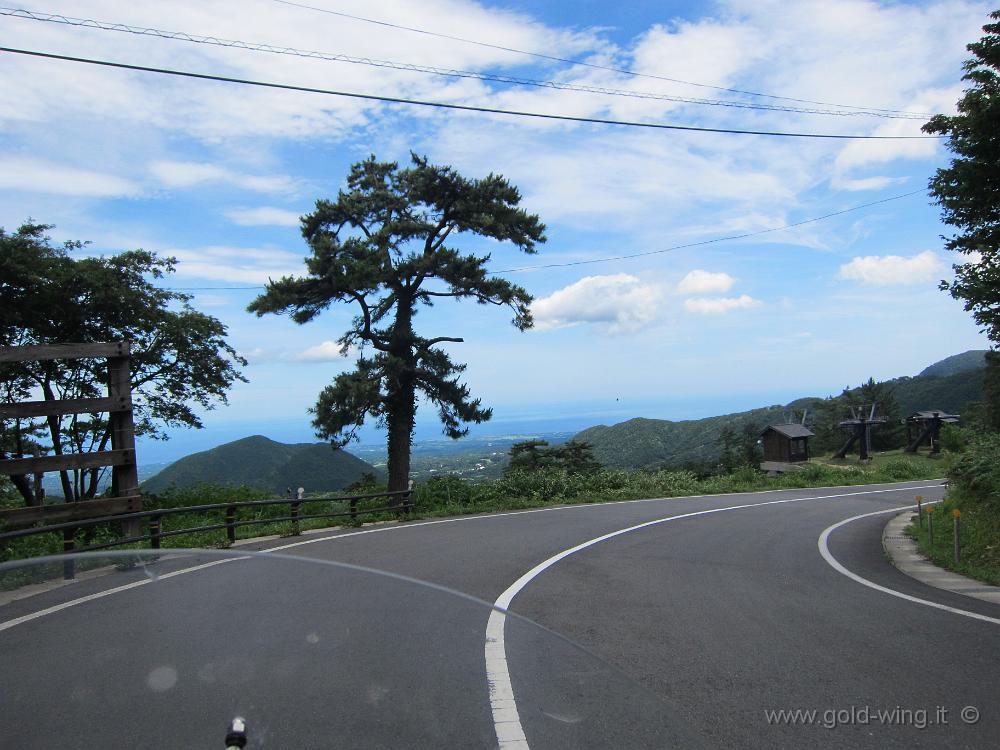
<box><xmin>0</xmin><ymin>489</ymin><xmax>414</xmax><ymax>579</ymax></box>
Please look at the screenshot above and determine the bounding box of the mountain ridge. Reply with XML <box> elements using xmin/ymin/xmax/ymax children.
<box><xmin>574</xmin><ymin>351</ymin><xmax>986</xmax><ymax>471</ymax></box>
<box><xmin>141</xmin><ymin>435</ymin><xmax>380</xmax><ymax>494</ymax></box>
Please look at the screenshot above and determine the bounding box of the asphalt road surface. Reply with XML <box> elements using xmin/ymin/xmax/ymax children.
<box><xmin>2</xmin><ymin>479</ymin><xmax>998</xmax><ymax>749</ymax></box>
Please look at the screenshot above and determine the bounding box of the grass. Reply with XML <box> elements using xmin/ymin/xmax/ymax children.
<box><xmin>0</xmin><ymin>455</ymin><xmax>945</xmax><ymax>580</ymax></box>
<box><xmin>905</xmin><ymin>489</ymin><xmax>1000</xmax><ymax>586</ymax></box>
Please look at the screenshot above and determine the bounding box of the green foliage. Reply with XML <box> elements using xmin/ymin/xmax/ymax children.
<box><xmin>984</xmin><ymin>351</ymin><xmax>1000</xmax><ymax>431</ymax></box>
<box><xmin>0</xmin><ymin>222</ymin><xmax>246</xmax><ymax>504</ymax></box>
<box><xmin>907</xmin><ymin>490</ymin><xmax>1000</xmax><ymax>585</ymax></box>
<box><xmin>248</xmin><ymin>154</ymin><xmax>545</xmax><ymax>491</ymax></box>
<box><xmin>718</xmin><ymin>422</ymin><xmax>763</xmax><ymax>470</ymax></box>
<box><xmin>948</xmin><ymin>431</ymin><xmax>1000</xmax><ymax>510</ymax></box>
<box><xmin>918</xmin><ymin>350</ymin><xmax>988</xmax><ymax>378</ymax></box>
<box><xmin>924</xmin><ymin>11</ymin><xmax>1000</xmax><ymax>342</ymax></box>
<box><xmin>141</xmin><ymin>435</ymin><xmax>380</xmax><ymax>495</ymax></box>
<box><xmin>505</xmin><ymin>439</ymin><xmax>602</xmax><ymax>475</ymax></box>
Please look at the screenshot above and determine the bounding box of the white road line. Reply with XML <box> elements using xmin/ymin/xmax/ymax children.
<box><xmin>818</xmin><ymin>506</ymin><xmax>1000</xmax><ymax>626</ymax></box>
<box><xmin>483</xmin><ymin>483</ymin><xmax>943</xmax><ymax>750</ymax></box>
<box><xmin>0</xmin><ymin>482</ymin><xmax>942</xmax><ymax>637</ymax></box>
<box><xmin>0</xmin><ymin>558</ymin><xmax>243</xmax><ymax>633</ymax></box>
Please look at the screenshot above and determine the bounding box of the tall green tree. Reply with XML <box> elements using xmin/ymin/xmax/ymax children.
<box><xmin>0</xmin><ymin>223</ymin><xmax>247</xmax><ymax>504</ymax></box>
<box><xmin>924</xmin><ymin>11</ymin><xmax>1000</xmax><ymax>427</ymax></box>
<box><xmin>249</xmin><ymin>154</ymin><xmax>546</xmax><ymax>495</ymax></box>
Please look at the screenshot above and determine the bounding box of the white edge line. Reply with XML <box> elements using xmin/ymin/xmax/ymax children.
<box><xmin>0</xmin><ymin>558</ymin><xmax>244</xmax><ymax>633</ymax></box>
<box><xmin>0</xmin><ymin>482</ymin><xmax>943</xmax><ymax>635</ymax></box>
<box><xmin>482</xmin><ymin>482</ymin><xmax>945</xmax><ymax>749</ymax></box>
<box><xmin>818</xmin><ymin>506</ymin><xmax>1000</xmax><ymax>626</ymax></box>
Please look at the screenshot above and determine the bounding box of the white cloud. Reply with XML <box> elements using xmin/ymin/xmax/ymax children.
<box><xmin>167</xmin><ymin>245</ymin><xmax>304</xmax><ymax>283</ymax></box>
<box><xmin>676</xmin><ymin>270</ymin><xmax>736</xmax><ymax>295</ymax></box>
<box><xmin>0</xmin><ymin>156</ymin><xmax>140</xmax><ymax>197</ymax></box>
<box><xmin>532</xmin><ymin>274</ymin><xmax>661</xmax><ymax>333</ymax></box>
<box><xmin>684</xmin><ymin>294</ymin><xmax>762</xmax><ymax>315</ymax></box>
<box><xmin>150</xmin><ymin>161</ymin><xmax>297</xmax><ymax>193</ymax></box>
<box><xmin>296</xmin><ymin>341</ymin><xmax>358</xmax><ymax>362</ymax></box>
<box><xmin>224</xmin><ymin>206</ymin><xmax>302</xmax><ymax>227</ymax></box>
<box><xmin>838</xmin><ymin>250</ymin><xmax>944</xmax><ymax>285</ymax></box>
<box><xmin>831</xmin><ymin>175</ymin><xmax>908</xmax><ymax>192</ymax></box>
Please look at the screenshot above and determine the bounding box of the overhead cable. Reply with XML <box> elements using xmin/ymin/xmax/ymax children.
<box><xmin>266</xmin><ymin>0</ymin><xmax>931</xmax><ymax>118</ymax></box>
<box><xmin>0</xmin><ymin>7</ymin><xmax>927</xmax><ymax>120</ymax></box>
<box><xmin>492</xmin><ymin>189</ymin><xmax>928</xmax><ymax>273</ymax></box>
<box><xmin>0</xmin><ymin>46</ymin><xmax>942</xmax><ymax>140</ymax></box>
<box><xmin>157</xmin><ymin>189</ymin><xmax>929</xmax><ymax>289</ymax></box>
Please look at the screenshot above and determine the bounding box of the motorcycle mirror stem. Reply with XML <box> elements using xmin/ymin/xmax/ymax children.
<box><xmin>225</xmin><ymin>717</ymin><xmax>248</xmax><ymax>749</ymax></box>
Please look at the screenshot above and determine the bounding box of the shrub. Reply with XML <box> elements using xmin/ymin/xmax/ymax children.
<box><xmin>948</xmin><ymin>432</ymin><xmax>1000</xmax><ymax>509</ymax></box>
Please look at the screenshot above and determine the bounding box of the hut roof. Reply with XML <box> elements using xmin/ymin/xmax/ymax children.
<box><xmin>908</xmin><ymin>410</ymin><xmax>959</xmax><ymax>422</ymax></box>
<box><xmin>762</xmin><ymin>423</ymin><xmax>815</xmax><ymax>439</ymax></box>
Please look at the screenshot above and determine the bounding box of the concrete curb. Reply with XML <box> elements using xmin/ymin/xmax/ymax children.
<box><xmin>882</xmin><ymin>511</ymin><xmax>1000</xmax><ymax>605</ymax></box>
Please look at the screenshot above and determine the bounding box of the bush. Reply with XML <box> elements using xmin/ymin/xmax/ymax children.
<box><xmin>948</xmin><ymin>432</ymin><xmax>1000</xmax><ymax>510</ymax></box>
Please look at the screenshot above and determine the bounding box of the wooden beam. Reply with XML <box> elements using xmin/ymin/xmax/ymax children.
<box><xmin>0</xmin><ymin>449</ymin><xmax>134</xmax><ymax>476</ymax></box>
<box><xmin>0</xmin><ymin>496</ymin><xmax>142</xmax><ymax>528</ymax></box>
<box><xmin>0</xmin><ymin>342</ymin><xmax>129</xmax><ymax>363</ymax></box>
<box><xmin>0</xmin><ymin>395</ymin><xmax>131</xmax><ymax>419</ymax></box>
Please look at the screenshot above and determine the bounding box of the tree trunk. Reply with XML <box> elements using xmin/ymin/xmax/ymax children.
<box><xmin>385</xmin><ymin>374</ymin><xmax>415</xmax><ymax>497</ymax></box>
<box><xmin>385</xmin><ymin>296</ymin><xmax>416</xmax><ymax>500</ymax></box>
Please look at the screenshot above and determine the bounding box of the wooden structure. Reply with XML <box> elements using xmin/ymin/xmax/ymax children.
<box><xmin>834</xmin><ymin>404</ymin><xmax>887</xmax><ymax>461</ymax></box>
<box><xmin>0</xmin><ymin>342</ymin><xmax>141</xmax><ymax>531</ymax></box>
<box><xmin>761</xmin><ymin>423</ymin><xmax>814</xmax><ymax>463</ymax></box>
<box><xmin>904</xmin><ymin>410</ymin><xmax>959</xmax><ymax>454</ymax></box>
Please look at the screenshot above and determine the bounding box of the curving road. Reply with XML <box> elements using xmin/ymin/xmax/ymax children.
<box><xmin>2</xmin><ymin>479</ymin><xmax>998</xmax><ymax>748</ymax></box>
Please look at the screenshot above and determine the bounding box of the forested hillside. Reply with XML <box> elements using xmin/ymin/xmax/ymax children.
<box><xmin>142</xmin><ymin>435</ymin><xmax>380</xmax><ymax>495</ymax></box>
<box><xmin>575</xmin><ymin>354</ymin><xmax>985</xmax><ymax>471</ymax></box>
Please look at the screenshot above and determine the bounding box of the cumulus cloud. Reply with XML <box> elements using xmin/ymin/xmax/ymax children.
<box><xmin>676</xmin><ymin>270</ymin><xmax>736</xmax><ymax>295</ymax></box>
<box><xmin>166</xmin><ymin>245</ymin><xmax>304</xmax><ymax>283</ymax></box>
<box><xmin>532</xmin><ymin>274</ymin><xmax>661</xmax><ymax>333</ymax></box>
<box><xmin>296</xmin><ymin>341</ymin><xmax>359</xmax><ymax>362</ymax></box>
<box><xmin>150</xmin><ymin>161</ymin><xmax>298</xmax><ymax>193</ymax></box>
<box><xmin>224</xmin><ymin>206</ymin><xmax>302</xmax><ymax>227</ymax></box>
<box><xmin>684</xmin><ymin>295</ymin><xmax>762</xmax><ymax>315</ymax></box>
<box><xmin>838</xmin><ymin>250</ymin><xmax>944</xmax><ymax>285</ymax></box>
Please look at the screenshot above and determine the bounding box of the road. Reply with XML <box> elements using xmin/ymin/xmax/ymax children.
<box><xmin>2</xmin><ymin>479</ymin><xmax>998</xmax><ymax>748</ymax></box>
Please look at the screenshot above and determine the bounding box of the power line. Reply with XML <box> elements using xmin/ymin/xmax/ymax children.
<box><xmin>0</xmin><ymin>7</ymin><xmax>927</xmax><ymax>120</ymax></box>
<box><xmin>492</xmin><ymin>189</ymin><xmax>928</xmax><ymax>273</ymax></box>
<box><xmin>267</xmin><ymin>0</ymin><xmax>931</xmax><ymax>118</ymax></box>
<box><xmin>159</xmin><ymin>189</ymin><xmax>929</xmax><ymax>289</ymax></box>
<box><xmin>0</xmin><ymin>46</ymin><xmax>942</xmax><ymax>140</ymax></box>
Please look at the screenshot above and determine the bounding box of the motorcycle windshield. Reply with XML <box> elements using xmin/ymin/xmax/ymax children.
<box><xmin>0</xmin><ymin>549</ymin><xmax>702</xmax><ymax>748</ymax></box>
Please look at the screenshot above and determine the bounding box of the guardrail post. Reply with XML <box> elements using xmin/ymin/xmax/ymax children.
<box><xmin>349</xmin><ymin>497</ymin><xmax>358</xmax><ymax>521</ymax></box>
<box><xmin>149</xmin><ymin>514</ymin><xmax>162</xmax><ymax>550</ymax></box>
<box><xmin>916</xmin><ymin>495</ymin><xmax>923</xmax><ymax>528</ymax></box>
<box><xmin>63</xmin><ymin>528</ymin><xmax>75</xmax><ymax>580</ymax></box>
<box><xmin>226</xmin><ymin>505</ymin><xmax>237</xmax><ymax>544</ymax></box>
<box><xmin>290</xmin><ymin>501</ymin><xmax>300</xmax><ymax>536</ymax></box>
<box><xmin>927</xmin><ymin>507</ymin><xmax>935</xmax><ymax>546</ymax></box>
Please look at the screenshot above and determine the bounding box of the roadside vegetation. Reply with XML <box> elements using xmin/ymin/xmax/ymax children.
<box><xmin>906</xmin><ymin>430</ymin><xmax>1000</xmax><ymax>585</ymax></box>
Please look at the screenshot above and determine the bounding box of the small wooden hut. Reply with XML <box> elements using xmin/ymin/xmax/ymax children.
<box><xmin>761</xmin><ymin>423</ymin><xmax>814</xmax><ymax>463</ymax></box>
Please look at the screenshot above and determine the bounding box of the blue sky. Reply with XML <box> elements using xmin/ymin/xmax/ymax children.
<box><xmin>1</xmin><ymin>0</ymin><xmax>993</xmax><ymax>462</ymax></box>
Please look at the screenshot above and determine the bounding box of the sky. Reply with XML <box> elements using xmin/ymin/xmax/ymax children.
<box><xmin>0</xmin><ymin>0</ymin><xmax>994</xmax><ymax>462</ymax></box>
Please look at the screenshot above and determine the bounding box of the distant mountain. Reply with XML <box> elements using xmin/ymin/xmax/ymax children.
<box><xmin>918</xmin><ymin>349</ymin><xmax>988</xmax><ymax>378</ymax></box>
<box><xmin>574</xmin><ymin>353</ymin><xmax>986</xmax><ymax>471</ymax></box>
<box><xmin>141</xmin><ymin>435</ymin><xmax>380</xmax><ymax>495</ymax></box>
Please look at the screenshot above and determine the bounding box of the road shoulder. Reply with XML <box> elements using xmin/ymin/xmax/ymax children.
<box><xmin>883</xmin><ymin>511</ymin><xmax>1000</xmax><ymax>605</ymax></box>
